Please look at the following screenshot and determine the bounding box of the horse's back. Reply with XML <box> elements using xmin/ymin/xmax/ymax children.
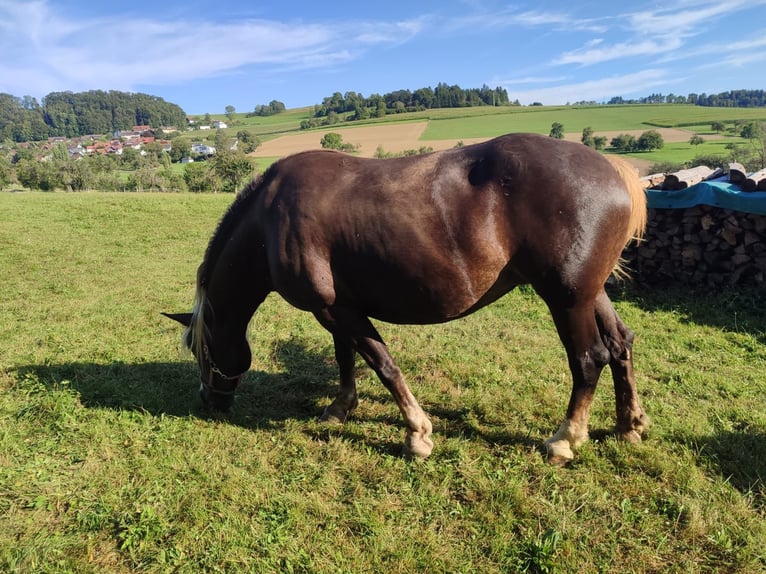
<box><xmin>254</xmin><ymin>134</ymin><xmax>634</xmax><ymax>322</ymax></box>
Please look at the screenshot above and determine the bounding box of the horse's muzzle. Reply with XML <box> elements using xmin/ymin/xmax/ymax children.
<box><xmin>199</xmin><ymin>383</ymin><xmax>235</xmax><ymax>412</ymax></box>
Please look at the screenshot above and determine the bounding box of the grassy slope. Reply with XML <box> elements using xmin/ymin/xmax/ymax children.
<box><xmin>1</xmin><ymin>192</ymin><xmax>765</xmax><ymax>573</ymax></box>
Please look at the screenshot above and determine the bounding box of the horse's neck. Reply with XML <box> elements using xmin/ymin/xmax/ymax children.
<box><xmin>206</xmin><ymin>227</ymin><xmax>264</xmax><ymax>330</ymax></box>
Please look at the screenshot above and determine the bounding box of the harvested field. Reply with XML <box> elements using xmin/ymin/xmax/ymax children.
<box><xmin>252</xmin><ymin>121</ymin><xmax>486</xmax><ymax>158</ymax></box>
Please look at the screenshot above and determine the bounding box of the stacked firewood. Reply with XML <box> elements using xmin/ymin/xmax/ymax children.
<box><xmin>622</xmin><ymin>206</ymin><xmax>766</xmax><ymax>287</ymax></box>
<box><xmin>727</xmin><ymin>163</ymin><xmax>766</xmax><ymax>191</ymax></box>
<box><xmin>641</xmin><ymin>163</ymin><xmax>766</xmax><ymax>191</ymax></box>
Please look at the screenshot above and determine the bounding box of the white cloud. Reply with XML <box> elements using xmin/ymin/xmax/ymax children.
<box><xmin>0</xmin><ymin>1</ymin><xmax>424</xmax><ymax>97</ymax></box>
<box><xmin>554</xmin><ymin>0</ymin><xmax>766</xmax><ymax>67</ymax></box>
<box><xmin>444</xmin><ymin>8</ymin><xmax>607</xmax><ymax>33</ymax></box>
<box><xmin>627</xmin><ymin>0</ymin><xmax>761</xmax><ymax>35</ymax></box>
<box><xmin>555</xmin><ymin>37</ymin><xmax>684</xmax><ymax>66</ymax></box>
<box><xmin>502</xmin><ymin>69</ymin><xmax>674</xmax><ymax>105</ymax></box>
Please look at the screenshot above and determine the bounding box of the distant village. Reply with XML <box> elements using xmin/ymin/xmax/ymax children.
<box><xmin>29</xmin><ymin>118</ymin><xmax>230</xmax><ymax>162</ymax></box>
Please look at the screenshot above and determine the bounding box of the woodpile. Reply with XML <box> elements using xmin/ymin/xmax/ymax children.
<box><xmin>642</xmin><ymin>163</ymin><xmax>766</xmax><ymax>191</ymax></box>
<box><xmin>661</xmin><ymin>166</ymin><xmax>723</xmax><ymax>190</ymax></box>
<box><xmin>728</xmin><ymin>162</ymin><xmax>747</xmax><ymax>184</ymax></box>
<box><xmin>622</xmin><ymin>206</ymin><xmax>766</xmax><ymax>287</ymax></box>
<box><xmin>741</xmin><ymin>168</ymin><xmax>766</xmax><ymax>192</ymax></box>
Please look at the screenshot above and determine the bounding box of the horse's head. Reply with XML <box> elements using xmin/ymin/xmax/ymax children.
<box><xmin>163</xmin><ymin>310</ymin><xmax>248</xmax><ymax>411</ymax></box>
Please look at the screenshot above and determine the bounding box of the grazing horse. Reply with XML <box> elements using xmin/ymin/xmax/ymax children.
<box><xmin>165</xmin><ymin>133</ymin><xmax>649</xmax><ymax>464</ymax></box>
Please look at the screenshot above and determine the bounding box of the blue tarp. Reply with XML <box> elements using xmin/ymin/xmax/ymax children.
<box><xmin>646</xmin><ymin>178</ymin><xmax>766</xmax><ymax>215</ymax></box>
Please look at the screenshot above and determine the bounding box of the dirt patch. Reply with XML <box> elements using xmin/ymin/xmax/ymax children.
<box><xmin>252</xmin><ymin>121</ymin><xmax>484</xmax><ymax>159</ymax></box>
<box><xmin>251</xmin><ymin>123</ymin><xmax>713</xmax><ymax>175</ymax></box>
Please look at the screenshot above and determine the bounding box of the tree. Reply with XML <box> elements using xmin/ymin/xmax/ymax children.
<box><xmin>16</xmin><ymin>158</ymin><xmax>60</xmax><ymax>190</ymax></box>
<box><xmin>581</xmin><ymin>126</ymin><xmax>595</xmax><ymax>148</ymax></box>
<box><xmin>268</xmin><ymin>100</ymin><xmax>286</xmax><ymax>114</ymax></box>
<box><xmin>320</xmin><ymin>132</ymin><xmax>344</xmax><ymax>150</ymax></box>
<box><xmin>236</xmin><ymin>130</ymin><xmax>260</xmax><ymax>153</ymax></box>
<box><xmin>740</xmin><ymin>121</ymin><xmax>766</xmax><ymax>168</ymax></box>
<box><xmin>58</xmin><ymin>158</ymin><xmax>93</xmax><ymax>191</ymax></box>
<box><xmin>549</xmin><ymin>122</ymin><xmax>564</xmax><ymax>139</ymax></box>
<box><xmin>184</xmin><ymin>162</ymin><xmax>217</xmax><ymax>193</ymax></box>
<box><xmin>170</xmin><ymin>139</ymin><xmax>191</xmax><ymax>162</ymax></box>
<box><xmin>637</xmin><ymin>130</ymin><xmax>664</xmax><ymax>151</ymax></box>
<box><xmin>711</xmin><ymin>121</ymin><xmax>725</xmax><ymax>133</ymax></box>
<box><xmin>214</xmin><ymin>129</ymin><xmax>230</xmax><ymax>153</ymax></box>
<box><xmin>610</xmin><ymin>134</ymin><xmax>637</xmax><ymax>152</ymax></box>
<box><xmin>319</xmin><ymin>132</ymin><xmax>358</xmax><ymax>152</ymax></box>
<box><xmin>689</xmin><ymin>134</ymin><xmax>705</xmax><ymax>146</ymax></box>
<box><xmin>593</xmin><ymin>136</ymin><xmax>608</xmax><ymax>150</ymax></box>
<box><xmin>0</xmin><ymin>155</ymin><xmax>13</xmax><ymax>189</ymax></box>
<box><xmin>225</xmin><ymin>105</ymin><xmax>235</xmax><ymax>121</ymax></box>
<box><xmin>210</xmin><ymin>151</ymin><xmax>255</xmax><ymax>193</ymax></box>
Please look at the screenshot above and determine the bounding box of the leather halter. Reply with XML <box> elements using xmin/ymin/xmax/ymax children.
<box><xmin>200</xmin><ymin>344</ymin><xmax>245</xmax><ymax>396</ymax></box>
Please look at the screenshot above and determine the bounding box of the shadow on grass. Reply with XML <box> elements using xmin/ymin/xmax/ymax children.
<box><xmin>608</xmin><ymin>283</ymin><xmax>766</xmax><ymax>344</ymax></box>
<box><xmin>15</xmin><ymin>339</ymin><xmax>337</xmax><ymax>428</ymax></box>
<box><xmin>15</xmin><ymin>336</ymin><xmax>548</xmax><ymax>457</ymax></box>
<box><xmin>670</xmin><ymin>428</ymin><xmax>766</xmax><ymax>506</ymax></box>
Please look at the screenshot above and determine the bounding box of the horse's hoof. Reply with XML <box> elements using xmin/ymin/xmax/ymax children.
<box><xmin>547</xmin><ymin>453</ymin><xmax>574</xmax><ymax>467</ymax></box>
<box><xmin>318</xmin><ymin>405</ymin><xmax>348</xmax><ymax>424</ymax></box>
<box><xmin>544</xmin><ymin>439</ymin><xmax>575</xmax><ymax>466</ymax></box>
<box><xmin>617</xmin><ymin>429</ymin><xmax>643</xmax><ymax>444</ymax></box>
<box><xmin>403</xmin><ymin>434</ymin><xmax>434</xmax><ymax>459</ymax></box>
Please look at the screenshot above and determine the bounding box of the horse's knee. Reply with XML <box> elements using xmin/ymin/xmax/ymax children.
<box><xmin>576</xmin><ymin>342</ymin><xmax>610</xmax><ymax>381</ymax></box>
<box><xmin>592</xmin><ymin>343</ymin><xmax>611</xmax><ymax>370</ymax></box>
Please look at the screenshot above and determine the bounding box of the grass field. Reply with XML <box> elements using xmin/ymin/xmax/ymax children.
<box><xmin>1</xmin><ymin>192</ymin><xmax>765</xmax><ymax>573</ymax></box>
<box><xmin>223</xmin><ymin>104</ymin><xmax>766</xmax><ymax>171</ymax></box>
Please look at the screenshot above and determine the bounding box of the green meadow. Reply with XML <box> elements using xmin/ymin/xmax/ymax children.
<box><xmin>195</xmin><ymin>103</ymin><xmax>766</xmax><ymax>170</ymax></box>
<box><xmin>1</xmin><ymin>188</ymin><xmax>765</xmax><ymax>572</ymax></box>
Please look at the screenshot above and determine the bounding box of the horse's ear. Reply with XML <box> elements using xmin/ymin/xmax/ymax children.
<box><xmin>162</xmin><ymin>312</ymin><xmax>193</xmax><ymax>327</ymax></box>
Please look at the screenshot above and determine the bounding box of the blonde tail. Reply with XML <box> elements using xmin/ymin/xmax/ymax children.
<box><xmin>605</xmin><ymin>155</ymin><xmax>647</xmax><ymax>245</ymax></box>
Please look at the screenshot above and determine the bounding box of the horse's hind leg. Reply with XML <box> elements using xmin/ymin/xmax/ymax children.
<box><xmin>319</xmin><ymin>333</ymin><xmax>359</xmax><ymax>423</ymax></box>
<box><xmin>544</xmin><ymin>299</ymin><xmax>611</xmax><ymax>465</ymax></box>
<box><xmin>595</xmin><ymin>290</ymin><xmax>649</xmax><ymax>443</ymax></box>
<box><xmin>314</xmin><ymin>306</ymin><xmax>433</xmax><ymax>458</ymax></box>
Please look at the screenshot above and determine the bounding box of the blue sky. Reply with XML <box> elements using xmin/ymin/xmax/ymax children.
<box><xmin>1</xmin><ymin>0</ymin><xmax>765</xmax><ymax>114</ymax></box>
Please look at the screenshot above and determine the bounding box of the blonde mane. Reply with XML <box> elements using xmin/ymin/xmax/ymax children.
<box><xmin>185</xmin><ymin>275</ymin><xmax>211</xmax><ymax>360</ymax></box>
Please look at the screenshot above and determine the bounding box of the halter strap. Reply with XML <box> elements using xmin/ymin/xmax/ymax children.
<box><xmin>200</xmin><ymin>344</ymin><xmax>246</xmax><ymax>395</ymax></box>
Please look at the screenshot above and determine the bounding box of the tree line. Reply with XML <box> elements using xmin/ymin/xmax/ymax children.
<box><xmin>605</xmin><ymin>89</ymin><xmax>766</xmax><ymax>107</ymax></box>
<box><xmin>306</xmin><ymin>83</ymin><xmax>513</xmax><ymax>125</ymax></box>
<box><xmin>0</xmin><ymin>90</ymin><xmax>187</xmax><ymax>142</ymax></box>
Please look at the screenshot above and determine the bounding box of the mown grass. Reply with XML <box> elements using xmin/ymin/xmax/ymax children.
<box><xmin>627</xmin><ymin>139</ymin><xmax>737</xmax><ymax>167</ymax></box>
<box><xmin>1</xmin><ymin>192</ymin><xmax>765</xmax><ymax>573</ymax></box>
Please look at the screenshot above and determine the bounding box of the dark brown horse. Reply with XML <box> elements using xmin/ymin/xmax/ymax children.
<box><xmin>165</xmin><ymin>132</ymin><xmax>648</xmax><ymax>464</ymax></box>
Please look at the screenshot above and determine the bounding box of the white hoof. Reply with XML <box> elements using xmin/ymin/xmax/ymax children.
<box><xmin>403</xmin><ymin>432</ymin><xmax>434</xmax><ymax>459</ymax></box>
<box><xmin>545</xmin><ymin>419</ymin><xmax>588</xmax><ymax>465</ymax></box>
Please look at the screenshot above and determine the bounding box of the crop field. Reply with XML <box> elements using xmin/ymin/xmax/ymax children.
<box><xmin>208</xmin><ymin>104</ymin><xmax>766</xmax><ymax>172</ymax></box>
<box><xmin>1</xmin><ymin>191</ymin><xmax>765</xmax><ymax>573</ymax></box>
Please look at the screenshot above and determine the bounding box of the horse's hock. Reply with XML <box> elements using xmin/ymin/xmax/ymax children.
<box><xmin>623</xmin><ymin>206</ymin><xmax>766</xmax><ymax>288</ymax></box>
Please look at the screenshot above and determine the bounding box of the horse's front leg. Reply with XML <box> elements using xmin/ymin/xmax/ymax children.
<box><xmin>315</xmin><ymin>307</ymin><xmax>433</xmax><ymax>458</ymax></box>
<box><xmin>544</xmin><ymin>301</ymin><xmax>611</xmax><ymax>465</ymax></box>
<box><xmin>364</xmin><ymin>346</ymin><xmax>434</xmax><ymax>459</ymax></box>
<box><xmin>319</xmin><ymin>333</ymin><xmax>359</xmax><ymax>423</ymax></box>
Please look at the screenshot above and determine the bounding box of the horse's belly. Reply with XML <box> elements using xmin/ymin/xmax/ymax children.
<box><xmin>336</xmin><ymin>262</ymin><xmax>518</xmax><ymax>325</ymax></box>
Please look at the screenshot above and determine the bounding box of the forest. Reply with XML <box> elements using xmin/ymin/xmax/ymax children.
<box><xmin>606</xmin><ymin>89</ymin><xmax>766</xmax><ymax>107</ymax></box>
<box><xmin>312</xmin><ymin>83</ymin><xmax>513</xmax><ymax>120</ymax></box>
<box><xmin>0</xmin><ymin>90</ymin><xmax>187</xmax><ymax>142</ymax></box>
